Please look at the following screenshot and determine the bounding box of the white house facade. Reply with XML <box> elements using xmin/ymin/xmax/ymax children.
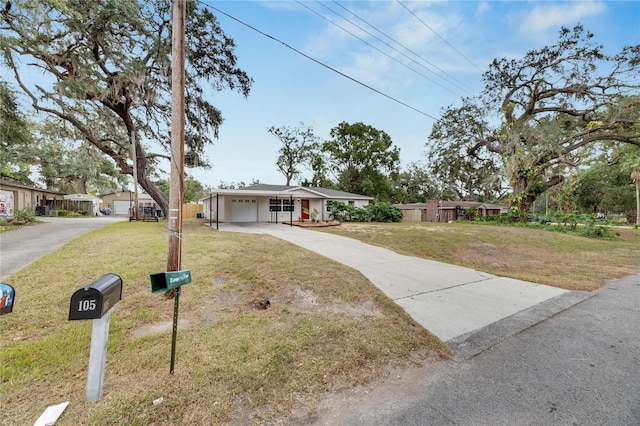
<box><xmin>200</xmin><ymin>184</ymin><xmax>373</xmax><ymax>223</ymax></box>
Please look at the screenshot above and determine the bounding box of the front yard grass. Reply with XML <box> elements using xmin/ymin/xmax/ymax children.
<box><xmin>316</xmin><ymin>222</ymin><xmax>640</xmax><ymax>291</ymax></box>
<box><xmin>1</xmin><ymin>220</ymin><xmax>448</xmax><ymax>425</ymax></box>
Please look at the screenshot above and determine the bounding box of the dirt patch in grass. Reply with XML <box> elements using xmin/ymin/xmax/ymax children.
<box><xmin>317</xmin><ymin>222</ymin><xmax>640</xmax><ymax>291</ymax></box>
<box><xmin>1</xmin><ymin>220</ymin><xmax>449</xmax><ymax>425</ymax></box>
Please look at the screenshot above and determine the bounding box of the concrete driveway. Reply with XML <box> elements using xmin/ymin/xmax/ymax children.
<box><xmin>0</xmin><ymin>216</ymin><xmax>126</xmax><ymax>281</ymax></box>
<box><xmin>317</xmin><ymin>273</ymin><xmax>640</xmax><ymax>425</ymax></box>
<box><xmin>216</xmin><ymin>222</ymin><xmax>592</xmax><ymax>358</ymax></box>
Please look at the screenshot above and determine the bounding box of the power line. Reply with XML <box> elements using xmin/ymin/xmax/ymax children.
<box><xmin>202</xmin><ymin>2</ymin><xmax>439</xmax><ymax>120</ymax></box>
<box><xmin>328</xmin><ymin>0</ymin><xmax>474</xmax><ymax>94</ymax></box>
<box><xmin>396</xmin><ymin>0</ymin><xmax>483</xmax><ymax>72</ymax></box>
<box><xmin>305</xmin><ymin>0</ymin><xmax>468</xmax><ymax>97</ymax></box>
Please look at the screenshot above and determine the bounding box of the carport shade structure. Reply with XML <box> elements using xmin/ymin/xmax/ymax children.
<box><xmin>200</xmin><ymin>184</ymin><xmax>373</xmax><ymax>224</ymax></box>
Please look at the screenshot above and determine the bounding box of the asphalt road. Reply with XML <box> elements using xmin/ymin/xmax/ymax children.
<box><xmin>0</xmin><ymin>216</ymin><xmax>126</xmax><ymax>282</ymax></box>
<box><xmin>320</xmin><ymin>273</ymin><xmax>640</xmax><ymax>426</ymax></box>
<box><xmin>3</xmin><ymin>218</ymin><xmax>638</xmax><ymax>424</ymax></box>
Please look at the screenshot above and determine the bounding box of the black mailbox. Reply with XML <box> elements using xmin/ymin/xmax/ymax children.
<box><xmin>0</xmin><ymin>283</ymin><xmax>15</xmax><ymax>315</ymax></box>
<box><xmin>69</xmin><ymin>274</ymin><xmax>122</xmax><ymax>320</ymax></box>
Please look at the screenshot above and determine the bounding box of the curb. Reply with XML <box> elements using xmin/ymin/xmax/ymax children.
<box><xmin>447</xmin><ymin>290</ymin><xmax>594</xmax><ymax>361</ymax></box>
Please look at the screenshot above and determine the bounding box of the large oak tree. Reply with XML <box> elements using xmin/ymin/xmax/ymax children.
<box><xmin>427</xmin><ymin>25</ymin><xmax>640</xmax><ymax>211</ymax></box>
<box><xmin>1</xmin><ymin>0</ymin><xmax>252</xmax><ymax>215</ymax></box>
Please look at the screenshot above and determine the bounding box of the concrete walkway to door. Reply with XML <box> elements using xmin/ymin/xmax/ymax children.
<box><xmin>214</xmin><ymin>222</ymin><xmax>592</xmax><ymax>359</ymax></box>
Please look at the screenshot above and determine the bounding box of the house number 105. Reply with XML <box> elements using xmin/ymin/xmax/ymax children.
<box><xmin>78</xmin><ymin>299</ymin><xmax>97</xmax><ymax>311</ymax></box>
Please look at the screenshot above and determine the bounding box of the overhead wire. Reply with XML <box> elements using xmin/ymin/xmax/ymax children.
<box><xmin>328</xmin><ymin>0</ymin><xmax>474</xmax><ymax>94</ymax></box>
<box><xmin>303</xmin><ymin>0</ymin><xmax>467</xmax><ymax>97</ymax></box>
<box><xmin>201</xmin><ymin>1</ymin><xmax>439</xmax><ymax>120</ymax></box>
<box><xmin>396</xmin><ymin>0</ymin><xmax>483</xmax><ymax>72</ymax></box>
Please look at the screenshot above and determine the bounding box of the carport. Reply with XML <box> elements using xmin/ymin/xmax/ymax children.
<box><xmin>200</xmin><ymin>184</ymin><xmax>373</xmax><ymax>225</ymax></box>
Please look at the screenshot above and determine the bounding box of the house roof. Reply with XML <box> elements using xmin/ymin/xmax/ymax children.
<box><xmin>394</xmin><ymin>203</ymin><xmax>429</xmax><ymax>209</ymax></box>
<box><xmin>100</xmin><ymin>190</ymin><xmax>154</xmax><ymax>200</ymax></box>
<box><xmin>63</xmin><ymin>193</ymin><xmax>100</xmax><ymax>201</ymax></box>
<box><xmin>0</xmin><ymin>179</ymin><xmax>65</xmax><ymax>195</ymax></box>
<box><xmin>202</xmin><ymin>184</ymin><xmax>373</xmax><ymax>201</ymax></box>
<box><xmin>438</xmin><ymin>201</ymin><xmax>506</xmax><ymax>210</ymax></box>
<box><xmin>394</xmin><ymin>200</ymin><xmax>506</xmax><ymax>210</ymax></box>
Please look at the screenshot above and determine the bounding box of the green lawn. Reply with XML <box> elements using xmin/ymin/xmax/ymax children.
<box><xmin>1</xmin><ymin>220</ymin><xmax>448</xmax><ymax>425</ymax></box>
<box><xmin>315</xmin><ymin>222</ymin><xmax>640</xmax><ymax>291</ymax></box>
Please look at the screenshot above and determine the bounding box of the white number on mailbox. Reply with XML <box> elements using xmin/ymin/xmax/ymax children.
<box><xmin>78</xmin><ymin>299</ymin><xmax>97</xmax><ymax>311</ymax></box>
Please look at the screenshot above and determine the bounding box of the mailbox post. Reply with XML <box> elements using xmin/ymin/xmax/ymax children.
<box><xmin>69</xmin><ymin>274</ymin><xmax>122</xmax><ymax>402</ymax></box>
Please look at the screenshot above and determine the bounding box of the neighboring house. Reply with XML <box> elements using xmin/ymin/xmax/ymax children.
<box><xmin>62</xmin><ymin>193</ymin><xmax>101</xmax><ymax>216</ymax></box>
<box><xmin>0</xmin><ymin>179</ymin><xmax>65</xmax><ymax>217</ymax></box>
<box><xmin>394</xmin><ymin>200</ymin><xmax>507</xmax><ymax>223</ymax></box>
<box><xmin>100</xmin><ymin>191</ymin><xmax>162</xmax><ymax>216</ymax></box>
<box><xmin>200</xmin><ymin>184</ymin><xmax>373</xmax><ymax>223</ymax></box>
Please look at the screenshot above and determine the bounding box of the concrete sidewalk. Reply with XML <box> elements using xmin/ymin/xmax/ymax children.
<box><xmin>216</xmin><ymin>222</ymin><xmax>592</xmax><ymax>359</ymax></box>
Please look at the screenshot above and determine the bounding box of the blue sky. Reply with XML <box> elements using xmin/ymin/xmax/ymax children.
<box><xmin>188</xmin><ymin>0</ymin><xmax>639</xmax><ymax>189</ymax></box>
<box><xmin>9</xmin><ymin>1</ymin><xmax>639</xmax><ymax>190</ymax></box>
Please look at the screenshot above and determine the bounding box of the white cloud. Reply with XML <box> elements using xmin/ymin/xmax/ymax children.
<box><xmin>476</xmin><ymin>1</ymin><xmax>490</xmax><ymax>16</ymax></box>
<box><xmin>520</xmin><ymin>1</ymin><xmax>607</xmax><ymax>33</ymax></box>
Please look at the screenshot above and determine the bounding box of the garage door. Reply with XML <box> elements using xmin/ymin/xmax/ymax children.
<box><xmin>113</xmin><ymin>200</ymin><xmax>132</xmax><ymax>216</ymax></box>
<box><xmin>231</xmin><ymin>198</ymin><xmax>257</xmax><ymax>222</ymax></box>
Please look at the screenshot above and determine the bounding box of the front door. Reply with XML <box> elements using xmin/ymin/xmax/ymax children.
<box><xmin>301</xmin><ymin>199</ymin><xmax>310</xmax><ymax>220</ymax></box>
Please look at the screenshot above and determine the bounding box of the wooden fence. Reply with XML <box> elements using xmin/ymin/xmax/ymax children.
<box><xmin>400</xmin><ymin>209</ymin><xmax>423</xmax><ymax>223</ymax></box>
<box><xmin>47</xmin><ymin>200</ymin><xmax>93</xmax><ymax>213</ymax></box>
<box><xmin>182</xmin><ymin>204</ymin><xmax>203</xmax><ymax>219</ymax></box>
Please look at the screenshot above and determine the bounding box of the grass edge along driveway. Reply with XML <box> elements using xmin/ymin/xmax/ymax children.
<box><xmin>1</xmin><ymin>220</ymin><xmax>449</xmax><ymax>425</ymax></box>
<box><xmin>315</xmin><ymin>221</ymin><xmax>640</xmax><ymax>292</ymax></box>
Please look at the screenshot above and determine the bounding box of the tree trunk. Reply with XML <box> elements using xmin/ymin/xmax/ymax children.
<box><xmin>138</xmin><ymin>174</ymin><xmax>169</xmax><ymax>217</ymax></box>
<box><xmin>509</xmin><ymin>175</ymin><xmax>537</xmax><ymax>212</ymax></box>
<box><xmin>77</xmin><ymin>176</ymin><xmax>87</xmax><ymax>194</ymax></box>
<box><xmin>632</xmin><ymin>167</ymin><xmax>640</xmax><ymax>226</ymax></box>
<box><xmin>117</xmin><ymin>107</ymin><xmax>170</xmax><ymax>217</ymax></box>
<box><xmin>635</xmin><ymin>179</ymin><xmax>639</xmax><ymax>226</ymax></box>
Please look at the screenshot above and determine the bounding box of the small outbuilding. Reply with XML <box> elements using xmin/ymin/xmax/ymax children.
<box><xmin>62</xmin><ymin>193</ymin><xmax>101</xmax><ymax>216</ymax></box>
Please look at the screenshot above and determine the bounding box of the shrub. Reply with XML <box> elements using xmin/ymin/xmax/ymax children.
<box><xmin>14</xmin><ymin>208</ymin><xmax>36</xmax><ymax>222</ymax></box>
<box><xmin>57</xmin><ymin>209</ymin><xmax>69</xmax><ymax>216</ymax></box>
<box><xmin>328</xmin><ymin>201</ymin><xmax>358</xmax><ymax>222</ymax></box>
<box><xmin>328</xmin><ymin>201</ymin><xmax>402</xmax><ymax>223</ymax></box>
<box><xmin>363</xmin><ymin>203</ymin><xmax>403</xmax><ymax>222</ymax></box>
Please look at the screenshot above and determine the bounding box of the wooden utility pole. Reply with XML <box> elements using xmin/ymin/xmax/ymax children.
<box><xmin>130</xmin><ymin>130</ymin><xmax>139</xmax><ymax>221</ymax></box>
<box><xmin>167</xmin><ymin>0</ymin><xmax>185</xmax><ymax>287</ymax></box>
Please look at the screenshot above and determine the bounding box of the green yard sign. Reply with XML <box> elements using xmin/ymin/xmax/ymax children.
<box><xmin>150</xmin><ymin>270</ymin><xmax>191</xmax><ymax>293</ymax></box>
<box><xmin>149</xmin><ymin>269</ymin><xmax>192</xmax><ymax>374</ymax></box>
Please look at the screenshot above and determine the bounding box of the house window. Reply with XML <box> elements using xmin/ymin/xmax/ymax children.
<box><xmin>348</xmin><ymin>200</ymin><xmax>355</xmax><ymax>206</ymax></box>
<box><xmin>326</xmin><ymin>200</ymin><xmax>334</xmax><ymax>212</ymax></box>
<box><xmin>282</xmin><ymin>198</ymin><xmax>294</xmax><ymax>212</ymax></box>
<box><xmin>269</xmin><ymin>198</ymin><xmax>282</xmax><ymax>212</ymax></box>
